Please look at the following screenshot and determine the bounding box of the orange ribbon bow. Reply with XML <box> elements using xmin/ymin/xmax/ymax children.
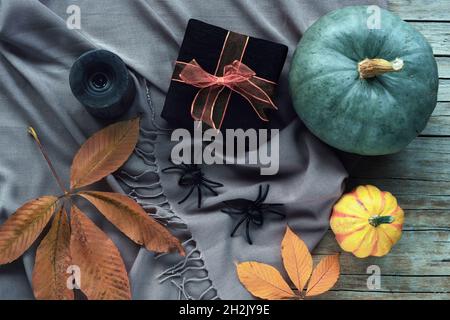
<box><xmin>174</xmin><ymin>59</ymin><xmax>277</xmax><ymax>130</ymax></box>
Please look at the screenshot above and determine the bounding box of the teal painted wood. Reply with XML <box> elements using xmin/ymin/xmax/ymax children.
<box><xmin>311</xmin><ymin>0</ymin><xmax>450</xmax><ymax>300</ymax></box>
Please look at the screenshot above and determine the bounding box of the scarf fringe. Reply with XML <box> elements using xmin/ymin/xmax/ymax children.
<box><xmin>115</xmin><ymin>80</ymin><xmax>219</xmax><ymax>300</ymax></box>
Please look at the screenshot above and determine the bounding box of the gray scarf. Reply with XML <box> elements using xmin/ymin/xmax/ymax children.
<box><xmin>0</xmin><ymin>0</ymin><xmax>385</xmax><ymax>299</ymax></box>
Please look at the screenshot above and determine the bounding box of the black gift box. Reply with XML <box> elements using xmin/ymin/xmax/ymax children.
<box><xmin>162</xmin><ymin>19</ymin><xmax>288</xmax><ymax>131</ymax></box>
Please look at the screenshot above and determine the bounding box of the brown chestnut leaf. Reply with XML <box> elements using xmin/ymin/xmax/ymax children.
<box><xmin>32</xmin><ymin>208</ymin><xmax>73</xmax><ymax>300</ymax></box>
<box><xmin>80</xmin><ymin>191</ymin><xmax>185</xmax><ymax>255</ymax></box>
<box><xmin>70</xmin><ymin>205</ymin><xmax>131</xmax><ymax>300</ymax></box>
<box><xmin>70</xmin><ymin>118</ymin><xmax>140</xmax><ymax>189</ymax></box>
<box><xmin>0</xmin><ymin>119</ymin><xmax>184</xmax><ymax>300</ymax></box>
<box><xmin>0</xmin><ymin>196</ymin><xmax>57</xmax><ymax>264</ymax></box>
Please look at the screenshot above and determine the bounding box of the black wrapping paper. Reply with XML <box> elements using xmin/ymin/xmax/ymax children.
<box><xmin>162</xmin><ymin>19</ymin><xmax>288</xmax><ymax>131</ymax></box>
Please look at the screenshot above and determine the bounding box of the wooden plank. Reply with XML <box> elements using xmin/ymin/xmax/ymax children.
<box><xmin>432</xmin><ymin>102</ymin><xmax>450</xmax><ymax>116</ymax></box>
<box><xmin>439</xmin><ymin>80</ymin><xmax>450</xmax><ymax>102</ymax></box>
<box><xmin>422</xmin><ymin>115</ymin><xmax>450</xmax><ymax>136</ymax></box>
<box><xmin>400</xmin><ymin>210</ymin><xmax>450</xmax><ymax>227</ymax></box>
<box><xmin>346</xmin><ymin>179</ymin><xmax>450</xmax><ymax>222</ymax></box>
<box><xmin>438</xmin><ymin>79</ymin><xmax>450</xmax><ymax>101</ymax></box>
<box><xmin>315</xmin><ymin>275</ymin><xmax>450</xmax><ymax>299</ymax></box>
<box><xmin>347</xmin><ymin>179</ymin><xmax>450</xmax><ymax>199</ymax></box>
<box><xmin>314</xmin><ymin>231</ymin><xmax>450</xmax><ymax>275</ymax></box>
<box><xmin>436</xmin><ymin>57</ymin><xmax>450</xmax><ymax>78</ymax></box>
<box><xmin>316</xmin><ymin>230</ymin><xmax>450</xmax><ymax>257</ymax></box>
<box><xmin>317</xmin><ymin>291</ymin><xmax>450</xmax><ymax>300</ymax></box>
<box><xmin>334</xmin><ymin>275</ymin><xmax>450</xmax><ymax>292</ymax></box>
<box><xmin>410</xmin><ymin>22</ymin><xmax>450</xmax><ymax>56</ymax></box>
<box><xmin>345</xmin><ymin>137</ymin><xmax>450</xmax><ymax>182</ymax></box>
<box><xmin>389</xmin><ymin>0</ymin><xmax>450</xmax><ymax>21</ymax></box>
<box><xmin>317</xmin><ymin>1</ymin><xmax>450</xmax><ymax>300</ymax></box>
<box><xmin>319</xmin><ymin>257</ymin><xmax>450</xmax><ymax>280</ymax></box>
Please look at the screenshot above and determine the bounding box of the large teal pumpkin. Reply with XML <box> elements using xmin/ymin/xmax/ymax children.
<box><xmin>289</xmin><ymin>6</ymin><xmax>438</xmax><ymax>155</ymax></box>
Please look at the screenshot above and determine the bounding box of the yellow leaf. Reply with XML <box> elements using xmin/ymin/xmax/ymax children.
<box><xmin>70</xmin><ymin>205</ymin><xmax>131</xmax><ymax>300</ymax></box>
<box><xmin>281</xmin><ymin>226</ymin><xmax>312</xmax><ymax>292</ymax></box>
<box><xmin>79</xmin><ymin>191</ymin><xmax>184</xmax><ymax>255</ymax></box>
<box><xmin>236</xmin><ymin>261</ymin><xmax>296</xmax><ymax>300</ymax></box>
<box><xmin>70</xmin><ymin>118</ymin><xmax>140</xmax><ymax>189</ymax></box>
<box><xmin>32</xmin><ymin>208</ymin><xmax>73</xmax><ymax>300</ymax></box>
<box><xmin>305</xmin><ymin>254</ymin><xmax>340</xmax><ymax>297</ymax></box>
<box><xmin>0</xmin><ymin>196</ymin><xmax>57</xmax><ymax>264</ymax></box>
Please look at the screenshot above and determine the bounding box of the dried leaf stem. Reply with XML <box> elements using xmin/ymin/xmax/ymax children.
<box><xmin>28</xmin><ymin>127</ymin><xmax>68</xmax><ymax>195</ymax></box>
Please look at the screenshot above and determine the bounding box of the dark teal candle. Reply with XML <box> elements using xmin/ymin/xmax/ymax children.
<box><xmin>70</xmin><ymin>50</ymin><xmax>135</xmax><ymax>119</ymax></box>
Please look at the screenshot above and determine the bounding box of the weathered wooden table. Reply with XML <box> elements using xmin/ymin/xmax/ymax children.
<box><xmin>315</xmin><ymin>0</ymin><xmax>450</xmax><ymax>300</ymax></box>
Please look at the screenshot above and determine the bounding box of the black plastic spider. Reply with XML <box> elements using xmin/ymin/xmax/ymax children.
<box><xmin>162</xmin><ymin>163</ymin><xmax>223</xmax><ymax>208</ymax></box>
<box><xmin>221</xmin><ymin>185</ymin><xmax>285</xmax><ymax>245</ymax></box>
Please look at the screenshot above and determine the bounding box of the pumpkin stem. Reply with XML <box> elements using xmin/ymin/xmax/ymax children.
<box><xmin>358</xmin><ymin>58</ymin><xmax>404</xmax><ymax>79</ymax></box>
<box><xmin>369</xmin><ymin>215</ymin><xmax>395</xmax><ymax>227</ymax></box>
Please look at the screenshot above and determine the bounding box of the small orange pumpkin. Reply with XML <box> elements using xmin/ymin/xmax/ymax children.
<box><xmin>330</xmin><ymin>185</ymin><xmax>404</xmax><ymax>258</ymax></box>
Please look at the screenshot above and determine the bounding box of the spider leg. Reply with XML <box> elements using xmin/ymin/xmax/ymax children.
<box><xmin>220</xmin><ymin>207</ymin><xmax>244</xmax><ymax>214</ymax></box>
<box><xmin>197</xmin><ymin>185</ymin><xmax>202</xmax><ymax>208</ymax></box>
<box><xmin>266</xmin><ymin>209</ymin><xmax>286</xmax><ymax>218</ymax></box>
<box><xmin>222</xmin><ymin>201</ymin><xmax>242</xmax><ymax>210</ymax></box>
<box><xmin>245</xmin><ymin>219</ymin><xmax>253</xmax><ymax>245</ymax></box>
<box><xmin>260</xmin><ymin>203</ymin><xmax>284</xmax><ymax>208</ymax></box>
<box><xmin>230</xmin><ymin>216</ymin><xmax>247</xmax><ymax>237</ymax></box>
<box><xmin>254</xmin><ymin>185</ymin><xmax>270</xmax><ymax>206</ymax></box>
<box><xmin>260</xmin><ymin>185</ymin><xmax>270</xmax><ymax>204</ymax></box>
<box><xmin>255</xmin><ymin>185</ymin><xmax>263</xmax><ymax>205</ymax></box>
<box><xmin>253</xmin><ymin>210</ymin><xmax>264</xmax><ymax>226</ymax></box>
<box><xmin>201</xmin><ymin>177</ymin><xmax>224</xmax><ymax>188</ymax></box>
<box><xmin>202</xmin><ymin>183</ymin><xmax>220</xmax><ymax>196</ymax></box>
<box><xmin>178</xmin><ymin>185</ymin><xmax>195</xmax><ymax>204</ymax></box>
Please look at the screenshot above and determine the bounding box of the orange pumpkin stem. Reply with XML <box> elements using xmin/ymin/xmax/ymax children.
<box><xmin>369</xmin><ymin>215</ymin><xmax>395</xmax><ymax>227</ymax></box>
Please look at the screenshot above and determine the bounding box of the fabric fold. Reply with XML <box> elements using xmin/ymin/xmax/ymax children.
<box><xmin>0</xmin><ymin>0</ymin><xmax>387</xmax><ymax>299</ymax></box>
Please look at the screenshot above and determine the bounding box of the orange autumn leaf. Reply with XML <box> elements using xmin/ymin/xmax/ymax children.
<box><xmin>237</xmin><ymin>227</ymin><xmax>340</xmax><ymax>300</ymax></box>
<box><xmin>306</xmin><ymin>254</ymin><xmax>340</xmax><ymax>297</ymax></box>
<box><xmin>70</xmin><ymin>205</ymin><xmax>131</xmax><ymax>300</ymax></box>
<box><xmin>0</xmin><ymin>196</ymin><xmax>57</xmax><ymax>264</ymax></box>
<box><xmin>79</xmin><ymin>191</ymin><xmax>185</xmax><ymax>255</ymax></box>
<box><xmin>70</xmin><ymin>118</ymin><xmax>140</xmax><ymax>189</ymax></box>
<box><xmin>236</xmin><ymin>261</ymin><xmax>296</xmax><ymax>300</ymax></box>
<box><xmin>32</xmin><ymin>208</ymin><xmax>73</xmax><ymax>300</ymax></box>
<box><xmin>281</xmin><ymin>226</ymin><xmax>312</xmax><ymax>292</ymax></box>
<box><xmin>0</xmin><ymin>119</ymin><xmax>184</xmax><ymax>300</ymax></box>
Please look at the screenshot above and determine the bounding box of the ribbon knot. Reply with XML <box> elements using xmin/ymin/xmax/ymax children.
<box><xmin>174</xmin><ymin>59</ymin><xmax>277</xmax><ymax>130</ymax></box>
<box><xmin>216</xmin><ymin>77</ymin><xmax>226</xmax><ymax>86</ymax></box>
